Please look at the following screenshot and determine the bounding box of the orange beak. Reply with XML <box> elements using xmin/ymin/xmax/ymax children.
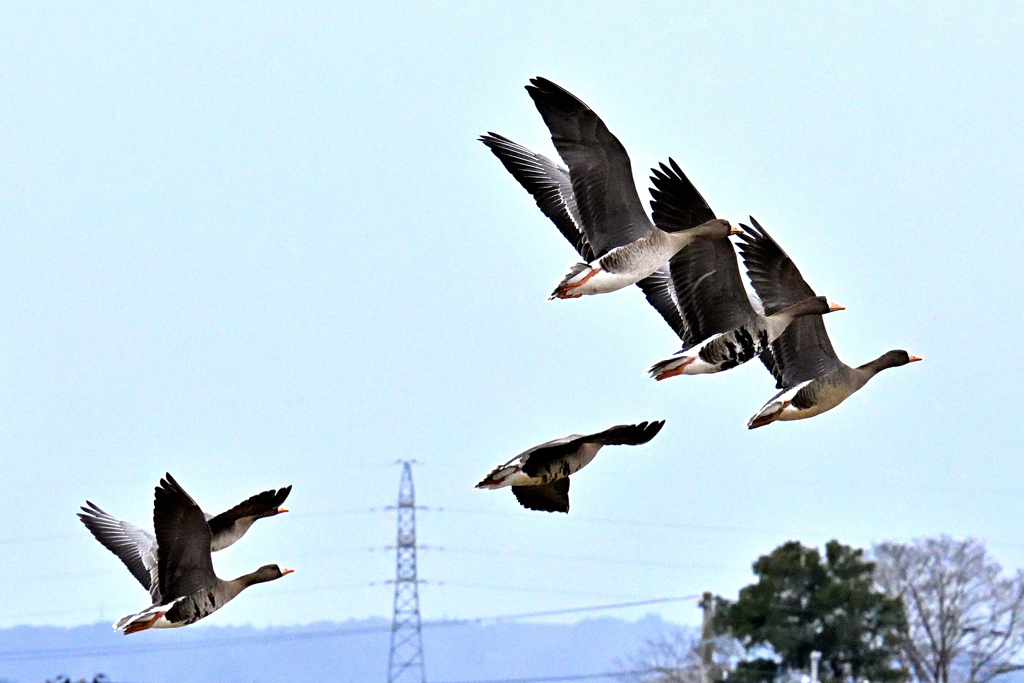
<box><xmin>282</xmin><ymin>568</ymin><xmax>295</xmax><ymax>575</ymax></box>
<box><xmin>908</xmin><ymin>355</ymin><xmax>922</xmax><ymax>362</ymax></box>
<box><xmin>828</xmin><ymin>302</ymin><xmax>846</xmax><ymax>312</ymax></box>
<box><xmin>729</xmin><ymin>226</ymin><xmax>745</xmax><ymax>236</ymax></box>
<box><xmin>277</xmin><ymin>508</ymin><xmax>289</xmax><ymax>514</ymax></box>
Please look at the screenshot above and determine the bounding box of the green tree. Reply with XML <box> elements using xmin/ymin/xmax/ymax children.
<box><xmin>716</xmin><ymin>540</ymin><xmax>908</xmax><ymax>683</ymax></box>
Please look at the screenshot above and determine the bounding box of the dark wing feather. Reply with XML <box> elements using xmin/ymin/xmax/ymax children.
<box><xmin>587</xmin><ymin>420</ymin><xmax>665</xmax><ymax>446</ymax></box>
<box><xmin>519</xmin><ymin>436</ymin><xmax>588</xmax><ymax>478</ymax></box>
<box><xmin>520</xmin><ymin>421</ymin><xmax>665</xmax><ymax>478</ymax></box>
<box><xmin>648</xmin><ymin>158</ymin><xmax>716</xmax><ymax>231</ymax></box>
<box><xmin>765</xmin><ymin>319</ymin><xmax>844</xmax><ymax>389</ymax></box>
<box><xmin>649</xmin><ymin>160</ymin><xmax>757</xmax><ymax>347</ymax></box>
<box><xmin>667</xmin><ymin>239</ymin><xmax>760</xmax><ymax>348</ymax></box>
<box><xmin>734</xmin><ymin>216</ymin><xmax>817</xmax><ymax>315</ymax></box>
<box><xmin>635</xmin><ymin>267</ymin><xmax>688</xmax><ymax>340</ymax></box>
<box><xmin>78</xmin><ymin>502</ymin><xmax>154</xmax><ymax>593</ymax></box>
<box><xmin>479</xmin><ymin>133</ymin><xmax>595</xmax><ymax>262</ymax></box>
<box><xmin>736</xmin><ymin>217</ymin><xmax>843</xmax><ymax>387</ymax></box>
<box><xmin>206</xmin><ymin>485</ymin><xmax>292</xmax><ymax>538</ymax></box>
<box><xmin>480</xmin><ymin>135</ymin><xmax>688</xmax><ymax>338</ymax></box>
<box><xmin>757</xmin><ymin>345</ymin><xmax>784</xmax><ymax>387</ymax></box>
<box><xmin>154</xmin><ymin>473</ymin><xmax>217</xmax><ymax>601</ymax></box>
<box><xmin>512</xmin><ymin>479</ymin><xmax>570</xmax><ymax>513</ymax></box>
<box><xmin>526</xmin><ymin>77</ymin><xmax>652</xmax><ymax>257</ymax></box>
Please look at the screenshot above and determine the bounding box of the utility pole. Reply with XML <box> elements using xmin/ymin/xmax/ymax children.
<box><xmin>386</xmin><ymin>462</ymin><xmax>426</xmax><ymax>683</ymax></box>
<box><xmin>700</xmin><ymin>591</ymin><xmax>716</xmax><ymax>683</ymax></box>
<box><xmin>810</xmin><ymin>651</ymin><xmax>821</xmax><ymax>683</ymax></box>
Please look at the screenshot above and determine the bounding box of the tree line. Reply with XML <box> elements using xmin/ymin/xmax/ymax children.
<box><xmin>621</xmin><ymin>537</ymin><xmax>1024</xmax><ymax>683</ymax></box>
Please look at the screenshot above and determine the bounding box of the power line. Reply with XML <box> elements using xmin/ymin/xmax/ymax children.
<box><xmin>433</xmin><ymin>581</ymin><xmax>651</xmax><ymax>601</ymax></box>
<box><xmin>0</xmin><ymin>508</ymin><xmax>383</xmax><ymax>549</ymax></box>
<box><xmin>18</xmin><ymin>505</ymin><xmax>1024</xmax><ymax>551</ymax></box>
<box><xmin>43</xmin><ymin>667</ymin><xmax>659</xmax><ymax>683</ymax></box>
<box><xmin>0</xmin><ymin>595</ymin><xmax>699</xmax><ymax>662</ymax></box>
<box><xmin>0</xmin><ymin>581</ymin><xmax>380</xmax><ymax>621</ymax></box>
<box><xmin>438</xmin><ymin>506</ymin><xmax>831</xmax><ymax>537</ymax></box>
<box><xmin>0</xmin><ymin>583</ymin><xmax>672</xmax><ymax>623</ymax></box>
<box><xmin>457</xmin><ymin>596</ymin><xmax>700</xmax><ymax>623</ymax></box>
<box><xmin>0</xmin><ymin>504</ymin><xmax>849</xmax><ymax>549</ymax></box>
<box><xmin>104</xmin><ymin>666</ymin><xmax>656</xmax><ymax>683</ymax></box>
<box><xmin>0</xmin><ymin>623</ymin><xmax>388</xmax><ymax>662</ymax></box>
<box><xmin>432</xmin><ymin>670</ymin><xmax>654</xmax><ymax>683</ymax></box>
<box><xmin>288</xmin><ymin>506</ymin><xmax>389</xmax><ymax>519</ymax></box>
<box><xmin>7</xmin><ymin>542</ymin><xmax>742</xmax><ymax>586</ymax></box>
<box><xmin>0</xmin><ymin>531</ymin><xmax>80</xmax><ymax>546</ymax></box>
<box><xmin>439</xmin><ymin>546</ymin><xmax>743</xmax><ymax>573</ymax></box>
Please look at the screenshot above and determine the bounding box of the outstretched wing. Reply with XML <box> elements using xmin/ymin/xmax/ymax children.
<box><xmin>736</xmin><ymin>217</ymin><xmax>843</xmax><ymax>387</ymax></box>
<box><xmin>512</xmin><ymin>479</ymin><xmax>570</xmax><ymax>513</ymax></box>
<box><xmin>521</xmin><ymin>421</ymin><xmax>665</xmax><ymax>478</ymax></box>
<box><xmin>635</xmin><ymin>267</ymin><xmax>689</xmax><ymax>340</ymax></box>
<box><xmin>586</xmin><ymin>420</ymin><xmax>666</xmax><ymax>446</ymax></box>
<box><xmin>647</xmin><ymin>157</ymin><xmax>715</xmax><ymax>232</ymax></box>
<box><xmin>154</xmin><ymin>473</ymin><xmax>217</xmax><ymax>601</ymax></box>
<box><xmin>735</xmin><ymin>216</ymin><xmax>818</xmax><ymax>315</ymax></box>
<box><xmin>206</xmin><ymin>486</ymin><xmax>292</xmax><ymax>539</ymax></box>
<box><xmin>650</xmin><ymin>160</ymin><xmax>756</xmax><ymax>347</ymax></box>
<box><xmin>517</xmin><ymin>433</ymin><xmax>588</xmax><ymax>478</ymax></box>
<box><xmin>78</xmin><ymin>502</ymin><xmax>156</xmax><ymax>595</ymax></box>
<box><xmin>526</xmin><ymin>77</ymin><xmax>652</xmax><ymax>257</ymax></box>
<box><xmin>479</xmin><ymin>132</ymin><xmax>594</xmax><ymax>262</ymax></box>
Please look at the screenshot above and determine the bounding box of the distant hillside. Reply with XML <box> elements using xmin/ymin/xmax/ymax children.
<box><xmin>0</xmin><ymin>614</ymin><xmax>687</xmax><ymax>683</ymax></box>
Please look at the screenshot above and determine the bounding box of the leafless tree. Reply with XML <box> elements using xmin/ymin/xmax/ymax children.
<box><xmin>616</xmin><ymin>629</ymin><xmax>740</xmax><ymax>683</ymax></box>
<box><xmin>616</xmin><ymin>629</ymin><xmax>702</xmax><ymax>683</ymax></box>
<box><xmin>874</xmin><ymin>537</ymin><xmax>1024</xmax><ymax>683</ymax></box>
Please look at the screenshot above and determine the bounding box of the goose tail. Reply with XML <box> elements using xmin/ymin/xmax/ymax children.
<box><xmin>114</xmin><ymin>601</ymin><xmax>174</xmax><ymax>634</ymax></box>
<box><xmin>475</xmin><ymin>465</ymin><xmax>520</xmax><ymax>489</ymax></box>
<box><xmin>748</xmin><ymin>382</ymin><xmax>811</xmax><ymax>429</ymax></box>
<box><xmin>747</xmin><ymin>394</ymin><xmax>791</xmax><ymax>429</ymax></box>
<box><xmin>746</xmin><ymin>406</ymin><xmax>782</xmax><ymax>429</ymax></box>
<box><xmin>549</xmin><ymin>262</ymin><xmax>597</xmax><ymax>300</ymax></box>
<box><xmin>647</xmin><ymin>351</ymin><xmax>692</xmax><ymax>381</ymax></box>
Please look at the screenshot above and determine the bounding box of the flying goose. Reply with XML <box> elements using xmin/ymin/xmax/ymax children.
<box><xmin>736</xmin><ymin>218</ymin><xmax>921</xmax><ymax>428</ymax></box>
<box><xmin>645</xmin><ymin>160</ymin><xmax>844</xmax><ymax>380</ymax></box>
<box><xmin>112</xmin><ymin>474</ymin><xmax>293</xmax><ymax>634</ymax></box>
<box><xmin>478</xmin><ymin>133</ymin><xmax>683</xmax><ymax>333</ymax></box>
<box><xmin>475</xmin><ymin>421</ymin><xmax>665</xmax><ymax>513</ymax></box>
<box><xmin>481</xmin><ymin>77</ymin><xmax>738</xmax><ymax>301</ymax></box>
<box><xmin>79</xmin><ymin>483</ymin><xmax>290</xmax><ymax>603</ymax></box>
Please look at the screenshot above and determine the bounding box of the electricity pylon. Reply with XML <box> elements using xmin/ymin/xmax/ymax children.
<box><xmin>386</xmin><ymin>461</ymin><xmax>426</xmax><ymax>683</ymax></box>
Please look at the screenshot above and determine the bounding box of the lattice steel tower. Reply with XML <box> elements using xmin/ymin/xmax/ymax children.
<box><xmin>386</xmin><ymin>461</ymin><xmax>426</xmax><ymax>683</ymax></box>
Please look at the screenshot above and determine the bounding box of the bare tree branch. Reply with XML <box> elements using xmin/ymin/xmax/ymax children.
<box><xmin>616</xmin><ymin>629</ymin><xmax>740</xmax><ymax>683</ymax></box>
<box><xmin>874</xmin><ymin>537</ymin><xmax>1024</xmax><ymax>683</ymax></box>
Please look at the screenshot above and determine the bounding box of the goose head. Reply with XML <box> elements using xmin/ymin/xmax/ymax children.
<box><xmin>685</xmin><ymin>218</ymin><xmax>743</xmax><ymax>240</ymax></box>
<box><xmin>859</xmin><ymin>350</ymin><xmax>922</xmax><ymax>376</ymax></box>
<box><xmin>879</xmin><ymin>350</ymin><xmax>922</xmax><ymax>367</ymax></box>
<box><xmin>244</xmin><ymin>564</ymin><xmax>295</xmax><ymax>586</ymax></box>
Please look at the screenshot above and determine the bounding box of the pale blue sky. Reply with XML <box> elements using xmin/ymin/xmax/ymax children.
<box><xmin>1</xmin><ymin>3</ymin><xmax>1022</xmax><ymax>630</ymax></box>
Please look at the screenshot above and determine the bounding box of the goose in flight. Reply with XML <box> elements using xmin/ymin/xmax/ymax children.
<box><xmin>475</xmin><ymin>421</ymin><xmax>665</xmax><ymax>513</ymax></box>
<box><xmin>79</xmin><ymin>483</ymin><xmax>290</xmax><ymax>603</ymax></box>
<box><xmin>481</xmin><ymin>77</ymin><xmax>737</xmax><ymax>301</ymax></box>
<box><xmin>646</xmin><ymin>161</ymin><xmax>844</xmax><ymax>380</ymax></box>
<box><xmin>110</xmin><ymin>474</ymin><xmax>293</xmax><ymax>634</ymax></box>
<box><xmin>736</xmin><ymin>218</ymin><xmax>921</xmax><ymax>428</ymax></box>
